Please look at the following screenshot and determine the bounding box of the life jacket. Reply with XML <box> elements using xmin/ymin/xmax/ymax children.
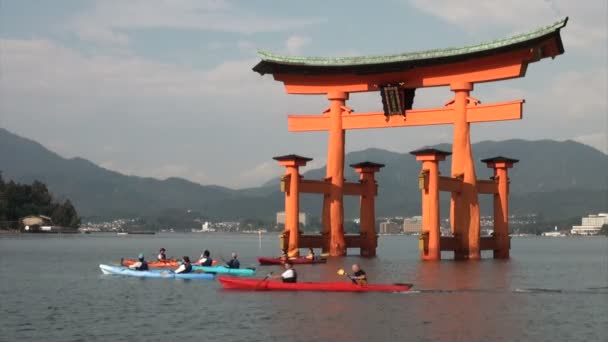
<box><xmin>201</xmin><ymin>258</ymin><xmax>213</xmax><ymax>266</ymax></box>
<box><xmin>139</xmin><ymin>261</ymin><xmax>149</xmax><ymax>271</ymax></box>
<box><xmin>227</xmin><ymin>259</ymin><xmax>240</xmax><ymax>269</ymax></box>
<box><xmin>184</xmin><ymin>263</ymin><xmax>192</xmax><ymax>273</ymax></box>
<box><xmin>282</xmin><ymin>269</ymin><xmax>297</xmax><ymax>283</ymax></box>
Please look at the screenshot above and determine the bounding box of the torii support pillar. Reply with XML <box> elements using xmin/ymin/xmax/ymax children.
<box><xmin>449</xmin><ymin>82</ymin><xmax>481</xmax><ymax>260</ymax></box>
<box><xmin>273</xmin><ymin>154</ymin><xmax>312</xmax><ymax>258</ymax></box>
<box><xmin>482</xmin><ymin>156</ymin><xmax>519</xmax><ymax>259</ymax></box>
<box><xmin>350</xmin><ymin>162</ymin><xmax>385</xmax><ymax>257</ymax></box>
<box><xmin>323</xmin><ymin>91</ymin><xmax>349</xmax><ymax>256</ymax></box>
<box><xmin>411</xmin><ymin>149</ymin><xmax>452</xmax><ymax>260</ymax></box>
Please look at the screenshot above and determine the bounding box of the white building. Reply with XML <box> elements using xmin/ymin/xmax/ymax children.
<box><xmin>571</xmin><ymin>213</ymin><xmax>608</xmax><ymax>236</ymax></box>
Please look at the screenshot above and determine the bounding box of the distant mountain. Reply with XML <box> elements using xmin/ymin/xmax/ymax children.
<box><xmin>0</xmin><ymin>128</ymin><xmax>238</xmax><ymax>218</ymax></box>
<box><xmin>1</xmin><ymin>128</ymin><xmax>606</xmax><ymax>221</ymax></box>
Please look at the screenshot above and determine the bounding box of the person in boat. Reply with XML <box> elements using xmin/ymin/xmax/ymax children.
<box><xmin>279</xmin><ymin>249</ymin><xmax>288</xmax><ymax>262</ymax></box>
<box><xmin>305</xmin><ymin>248</ymin><xmax>315</xmax><ymax>260</ymax></box>
<box><xmin>226</xmin><ymin>252</ymin><xmax>240</xmax><ymax>269</ymax></box>
<box><xmin>128</xmin><ymin>253</ymin><xmax>149</xmax><ymax>271</ymax></box>
<box><xmin>157</xmin><ymin>248</ymin><xmax>167</xmax><ymax>262</ymax></box>
<box><xmin>174</xmin><ymin>256</ymin><xmax>192</xmax><ymax>274</ymax></box>
<box><xmin>350</xmin><ymin>264</ymin><xmax>368</xmax><ymax>285</ymax></box>
<box><xmin>272</xmin><ymin>261</ymin><xmax>297</xmax><ymax>283</ymax></box>
<box><xmin>197</xmin><ymin>250</ymin><xmax>213</xmax><ymax>266</ymax></box>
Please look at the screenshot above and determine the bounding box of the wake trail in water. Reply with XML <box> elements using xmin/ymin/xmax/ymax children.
<box><xmin>410</xmin><ymin>288</ymin><xmax>608</xmax><ymax>295</ymax></box>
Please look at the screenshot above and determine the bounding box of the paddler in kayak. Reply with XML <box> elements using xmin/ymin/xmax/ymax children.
<box><xmin>226</xmin><ymin>252</ymin><xmax>240</xmax><ymax>269</ymax></box>
<box><xmin>350</xmin><ymin>264</ymin><xmax>368</xmax><ymax>285</ymax></box>
<box><xmin>270</xmin><ymin>261</ymin><xmax>297</xmax><ymax>283</ymax></box>
<box><xmin>276</xmin><ymin>261</ymin><xmax>297</xmax><ymax>283</ymax></box>
<box><xmin>305</xmin><ymin>248</ymin><xmax>315</xmax><ymax>260</ymax></box>
<box><xmin>128</xmin><ymin>253</ymin><xmax>149</xmax><ymax>271</ymax></box>
<box><xmin>196</xmin><ymin>250</ymin><xmax>213</xmax><ymax>266</ymax></box>
<box><xmin>173</xmin><ymin>256</ymin><xmax>192</xmax><ymax>274</ymax></box>
<box><xmin>157</xmin><ymin>248</ymin><xmax>167</xmax><ymax>262</ymax></box>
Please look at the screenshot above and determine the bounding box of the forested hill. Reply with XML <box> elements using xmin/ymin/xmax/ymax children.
<box><xmin>1</xmin><ymin>128</ymin><xmax>606</xmax><ymax>221</ymax></box>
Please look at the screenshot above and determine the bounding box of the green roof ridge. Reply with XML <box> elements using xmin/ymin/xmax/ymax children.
<box><xmin>257</xmin><ymin>17</ymin><xmax>568</xmax><ymax>66</ymax></box>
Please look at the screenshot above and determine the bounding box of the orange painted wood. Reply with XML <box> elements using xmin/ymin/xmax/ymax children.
<box><xmin>288</xmin><ymin>100</ymin><xmax>523</xmax><ymax>132</ymax></box>
<box><xmin>476</xmin><ymin>179</ymin><xmax>498</xmax><ymax>194</ymax></box>
<box><xmin>438</xmin><ymin>176</ymin><xmax>463</xmax><ymax>193</ymax></box>
<box><xmin>480</xmin><ymin>237</ymin><xmax>497</xmax><ymax>250</ymax></box>
<box><xmin>299</xmin><ymin>179</ymin><xmax>330</xmax><ymax>194</ymax></box>
<box><xmin>343</xmin><ymin>182</ymin><xmax>365</xmax><ymax>196</ymax></box>
<box><xmin>276</xmin><ymin>50</ymin><xmax>533</xmax><ymax>94</ymax></box>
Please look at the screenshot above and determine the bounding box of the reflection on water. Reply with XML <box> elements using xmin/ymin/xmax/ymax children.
<box><xmin>0</xmin><ymin>234</ymin><xmax>606</xmax><ymax>341</ymax></box>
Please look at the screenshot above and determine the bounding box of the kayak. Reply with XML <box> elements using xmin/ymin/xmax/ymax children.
<box><xmin>121</xmin><ymin>259</ymin><xmax>180</xmax><ymax>268</ymax></box>
<box><xmin>192</xmin><ymin>265</ymin><xmax>255</xmax><ymax>276</ymax></box>
<box><xmin>257</xmin><ymin>257</ymin><xmax>327</xmax><ymax>265</ymax></box>
<box><xmin>121</xmin><ymin>258</ymin><xmax>218</xmax><ymax>268</ymax></box>
<box><xmin>217</xmin><ymin>276</ymin><xmax>413</xmax><ymax>292</ymax></box>
<box><xmin>99</xmin><ymin>264</ymin><xmax>215</xmax><ymax>280</ymax></box>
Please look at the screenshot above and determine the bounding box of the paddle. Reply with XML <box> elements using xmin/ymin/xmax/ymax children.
<box><xmin>337</xmin><ymin>268</ymin><xmax>353</xmax><ymax>280</ymax></box>
<box><xmin>337</xmin><ymin>269</ymin><xmax>367</xmax><ymax>286</ymax></box>
<box><xmin>254</xmin><ymin>272</ymin><xmax>273</xmax><ymax>290</ymax></box>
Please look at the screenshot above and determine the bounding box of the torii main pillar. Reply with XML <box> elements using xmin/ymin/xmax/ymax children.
<box><xmin>450</xmin><ymin>82</ymin><xmax>481</xmax><ymax>260</ymax></box>
<box><xmin>324</xmin><ymin>91</ymin><xmax>349</xmax><ymax>256</ymax></box>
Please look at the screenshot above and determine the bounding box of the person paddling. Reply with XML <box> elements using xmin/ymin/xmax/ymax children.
<box><xmin>226</xmin><ymin>252</ymin><xmax>240</xmax><ymax>269</ymax></box>
<box><xmin>305</xmin><ymin>248</ymin><xmax>315</xmax><ymax>260</ymax></box>
<box><xmin>275</xmin><ymin>261</ymin><xmax>297</xmax><ymax>283</ymax></box>
<box><xmin>174</xmin><ymin>256</ymin><xmax>192</xmax><ymax>274</ymax></box>
<box><xmin>197</xmin><ymin>250</ymin><xmax>213</xmax><ymax>266</ymax></box>
<box><xmin>350</xmin><ymin>264</ymin><xmax>367</xmax><ymax>285</ymax></box>
<box><xmin>157</xmin><ymin>248</ymin><xmax>167</xmax><ymax>262</ymax></box>
<box><xmin>128</xmin><ymin>253</ymin><xmax>149</xmax><ymax>271</ymax></box>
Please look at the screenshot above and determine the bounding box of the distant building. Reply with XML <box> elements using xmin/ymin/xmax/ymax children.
<box><xmin>21</xmin><ymin>215</ymin><xmax>54</xmax><ymax>232</ymax></box>
<box><xmin>542</xmin><ymin>226</ymin><xmax>566</xmax><ymax>237</ymax></box>
<box><xmin>403</xmin><ymin>216</ymin><xmax>422</xmax><ymax>234</ymax></box>
<box><xmin>379</xmin><ymin>221</ymin><xmax>401</xmax><ymax>234</ymax></box>
<box><xmin>571</xmin><ymin>213</ymin><xmax>608</xmax><ymax>235</ymax></box>
<box><xmin>276</xmin><ymin>212</ymin><xmax>308</xmax><ymax>226</ymax></box>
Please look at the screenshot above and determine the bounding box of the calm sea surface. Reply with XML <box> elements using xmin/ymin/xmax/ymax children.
<box><xmin>0</xmin><ymin>233</ymin><xmax>606</xmax><ymax>342</ymax></box>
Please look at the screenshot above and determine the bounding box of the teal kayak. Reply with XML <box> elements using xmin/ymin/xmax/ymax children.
<box><xmin>192</xmin><ymin>265</ymin><xmax>255</xmax><ymax>276</ymax></box>
<box><xmin>99</xmin><ymin>264</ymin><xmax>215</xmax><ymax>280</ymax></box>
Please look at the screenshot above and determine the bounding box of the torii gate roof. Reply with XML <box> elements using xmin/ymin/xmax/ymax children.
<box><xmin>253</xmin><ymin>18</ymin><xmax>567</xmax><ymax>76</ymax></box>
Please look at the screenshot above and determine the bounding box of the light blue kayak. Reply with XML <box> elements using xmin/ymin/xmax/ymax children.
<box><xmin>192</xmin><ymin>265</ymin><xmax>255</xmax><ymax>276</ymax></box>
<box><xmin>99</xmin><ymin>264</ymin><xmax>215</xmax><ymax>280</ymax></box>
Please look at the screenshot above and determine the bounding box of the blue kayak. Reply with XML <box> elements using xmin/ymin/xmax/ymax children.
<box><xmin>192</xmin><ymin>265</ymin><xmax>255</xmax><ymax>276</ymax></box>
<box><xmin>99</xmin><ymin>264</ymin><xmax>215</xmax><ymax>280</ymax></box>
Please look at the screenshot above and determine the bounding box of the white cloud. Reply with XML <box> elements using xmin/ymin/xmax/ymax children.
<box><xmin>0</xmin><ymin>38</ymin><xmax>280</xmax><ymax>119</ymax></box>
<box><xmin>285</xmin><ymin>35</ymin><xmax>312</xmax><ymax>54</ymax></box>
<box><xmin>76</xmin><ymin>26</ymin><xmax>129</xmax><ymax>46</ymax></box>
<box><xmin>71</xmin><ymin>0</ymin><xmax>322</xmax><ymax>45</ymax></box>
<box><xmin>407</xmin><ymin>0</ymin><xmax>607</xmax><ymax>53</ymax></box>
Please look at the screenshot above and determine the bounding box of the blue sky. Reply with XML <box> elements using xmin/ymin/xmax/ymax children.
<box><xmin>0</xmin><ymin>0</ymin><xmax>606</xmax><ymax>188</ymax></box>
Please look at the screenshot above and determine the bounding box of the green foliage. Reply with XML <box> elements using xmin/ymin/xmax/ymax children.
<box><xmin>599</xmin><ymin>224</ymin><xmax>608</xmax><ymax>236</ymax></box>
<box><xmin>0</xmin><ymin>172</ymin><xmax>80</xmax><ymax>229</ymax></box>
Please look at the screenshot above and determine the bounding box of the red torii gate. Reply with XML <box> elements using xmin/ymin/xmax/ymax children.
<box><xmin>255</xmin><ymin>18</ymin><xmax>567</xmax><ymax>259</ymax></box>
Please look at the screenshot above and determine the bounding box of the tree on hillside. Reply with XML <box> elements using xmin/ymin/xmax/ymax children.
<box><xmin>51</xmin><ymin>200</ymin><xmax>81</xmax><ymax>228</ymax></box>
<box><xmin>0</xmin><ymin>172</ymin><xmax>80</xmax><ymax>229</ymax></box>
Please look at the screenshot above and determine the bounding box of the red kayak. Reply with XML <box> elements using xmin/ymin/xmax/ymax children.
<box><xmin>218</xmin><ymin>276</ymin><xmax>413</xmax><ymax>292</ymax></box>
<box><xmin>257</xmin><ymin>256</ymin><xmax>327</xmax><ymax>265</ymax></box>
